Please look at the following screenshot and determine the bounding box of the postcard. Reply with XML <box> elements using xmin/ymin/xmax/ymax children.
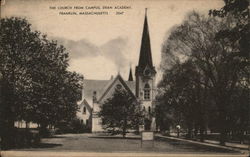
<box><xmin>1</xmin><ymin>0</ymin><xmax>249</xmax><ymax>156</ymax></box>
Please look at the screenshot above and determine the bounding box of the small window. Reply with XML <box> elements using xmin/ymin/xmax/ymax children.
<box><xmin>144</xmin><ymin>83</ymin><xmax>150</xmax><ymax>88</ymax></box>
<box><xmin>144</xmin><ymin>90</ymin><xmax>150</xmax><ymax>100</ymax></box>
<box><xmin>83</xmin><ymin>107</ymin><xmax>86</xmax><ymax>114</ymax></box>
<box><xmin>116</xmin><ymin>84</ymin><xmax>122</xmax><ymax>90</ymax></box>
<box><xmin>144</xmin><ymin>83</ymin><xmax>151</xmax><ymax>100</ymax></box>
<box><xmin>148</xmin><ymin>106</ymin><xmax>151</xmax><ymax>113</ymax></box>
<box><xmin>93</xmin><ymin>91</ymin><xmax>97</xmax><ymax>102</ymax></box>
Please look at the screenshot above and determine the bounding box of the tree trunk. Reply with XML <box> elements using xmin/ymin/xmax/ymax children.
<box><xmin>39</xmin><ymin>122</ymin><xmax>49</xmax><ymax>137</ymax></box>
<box><xmin>199</xmin><ymin>127</ymin><xmax>204</xmax><ymax>142</ymax></box>
<box><xmin>220</xmin><ymin>130</ymin><xmax>227</xmax><ymax>145</ymax></box>
<box><xmin>26</xmin><ymin>121</ymin><xmax>29</xmax><ymax>129</ymax></box>
<box><xmin>187</xmin><ymin>127</ymin><xmax>192</xmax><ymax>138</ymax></box>
<box><xmin>1</xmin><ymin>79</ymin><xmax>16</xmax><ymax>149</ymax></box>
<box><xmin>194</xmin><ymin>127</ymin><xmax>198</xmax><ymax>138</ymax></box>
<box><xmin>122</xmin><ymin>120</ymin><xmax>127</xmax><ymax>138</ymax></box>
<box><xmin>219</xmin><ymin>111</ymin><xmax>227</xmax><ymax>145</ymax></box>
<box><xmin>122</xmin><ymin>126</ymin><xmax>126</xmax><ymax>138</ymax></box>
<box><xmin>216</xmin><ymin>92</ymin><xmax>228</xmax><ymax>146</ymax></box>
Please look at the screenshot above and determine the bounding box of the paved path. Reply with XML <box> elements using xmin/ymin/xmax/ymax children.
<box><xmin>1</xmin><ymin>133</ymin><xmax>248</xmax><ymax>157</ymax></box>
<box><xmin>156</xmin><ymin>135</ymin><xmax>249</xmax><ymax>154</ymax></box>
<box><xmin>204</xmin><ymin>140</ymin><xmax>249</xmax><ymax>149</ymax></box>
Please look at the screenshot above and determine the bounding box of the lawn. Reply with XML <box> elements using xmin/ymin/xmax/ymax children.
<box><xmin>11</xmin><ymin>133</ymin><xmax>242</xmax><ymax>154</ymax></box>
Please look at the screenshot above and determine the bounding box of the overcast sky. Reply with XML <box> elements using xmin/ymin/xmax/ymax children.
<box><xmin>2</xmin><ymin>0</ymin><xmax>224</xmax><ymax>82</ymax></box>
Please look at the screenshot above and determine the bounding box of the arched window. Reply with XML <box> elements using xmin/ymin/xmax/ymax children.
<box><xmin>148</xmin><ymin>106</ymin><xmax>151</xmax><ymax>113</ymax></box>
<box><xmin>83</xmin><ymin>107</ymin><xmax>86</xmax><ymax>114</ymax></box>
<box><xmin>93</xmin><ymin>91</ymin><xmax>97</xmax><ymax>102</ymax></box>
<box><xmin>144</xmin><ymin>83</ymin><xmax>151</xmax><ymax>100</ymax></box>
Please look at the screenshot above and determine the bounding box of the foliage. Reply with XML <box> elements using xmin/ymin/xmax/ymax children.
<box><xmin>158</xmin><ymin>10</ymin><xmax>249</xmax><ymax>144</ymax></box>
<box><xmin>55</xmin><ymin>118</ymin><xmax>90</xmax><ymax>134</ymax></box>
<box><xmin>99</xmin><ymin>88</ymin><xmax>143</xmax><ymax>137</ymax></box>
<box><xmin>209</xmin><ymin>0</ymin><xmax>249</xmax><ymax>144</ymax></box>
<box><xmin>0</xmin><ymin>17</ymin><xmax>83</xmax><ymax>148</ymax></box>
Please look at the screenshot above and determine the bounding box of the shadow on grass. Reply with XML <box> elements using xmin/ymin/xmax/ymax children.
<box><xmin>32</xmin><ymin>143</ymin><xmax>62</xmax><ymax>148</ymax></box>
<box><xmin>45</xmin><ymin>135</ymin><xmax>67</xmax><ymax>139</ymax></box>
<box><xmin>12</xmin><ymin>143</ymin><xmax>62</xmax><ymax>150</ymax></box>
<box><xmin>89</xmin><ymin>136</ymin><xmax>140</xmax><ymax>140</ymax></box>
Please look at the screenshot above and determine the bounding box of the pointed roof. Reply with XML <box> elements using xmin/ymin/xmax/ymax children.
<box><xmin>98</xmin><ymin>74</ymin><xmax>136</xmax><ymax>103</ymax></box>
<box><xmin>82</xmin><ymin>79</ymin><xmax>111</xmax><ymax>106</ymax></box>
<box><xmin>138</xmin><ymin>8</ymin><xmax>154</xmax><ymax>70</ymax></box>
<box><xmin>79</xmin><ymin>99</ymin><xmax>92</xmax><ymax>112</ymax></box>
<box><xmin>128</xmin><ymin>67</ymin><xmax>133</xmax><ymax>81</ymax></box>
<box><xmin>82</xmin><ymin>77</ymin><xmax>136</xmax><ymax>107</ymax></box>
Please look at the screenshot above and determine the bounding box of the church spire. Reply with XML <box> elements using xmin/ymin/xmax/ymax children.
<box><xmin>128</xmin><ymin>67</ymin><xmax>133</xmax><ymax>81</ymax></box>
<box><xmin>137</xmin><ymin>8</ymin><xmax>154</xmax><ymax>70</ymax></box>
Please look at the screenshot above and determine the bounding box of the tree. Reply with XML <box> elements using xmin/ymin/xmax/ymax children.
<box><xmin>99</xmin><ymin>88</ymin><xmax>143</xmax><ymax>137</ymax></box>
<box><xmin>157</xmin><ymin>60</ymin><xmax>209</xmax><ymax>141</ymax></box>
<box><xmin>209</xmin><ymin>0</ymin><xmax>249</xmax><ymax>55</ymax></box>
<box><xmin>155</xmin><ymin>94</ymin><xmax>173</xmax><ymax>133</ymax></box>
<box><xmin>0</xmin><ymin>17</ymin><xmax>43</xmax><ymax>148</ymax></box>
<box><xmin>210</xmin><ymin>0</ymin><xmax>250</xmax><ymax>143</ymax></box>
<box><xmin>159</xmin><ymin>11</ymin><xmax>249</xmax><ymax>144</ymax></box>
<box><xmin>0</xmin><ymin>17</ymin><xmax>83</xmax><ymax>148</ymax></box>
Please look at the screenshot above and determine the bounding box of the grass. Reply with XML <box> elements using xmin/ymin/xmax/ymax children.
<box><xmin>10</xmin><ymin>133</ymin><xmax>242</xmax><ymax>154</ymax></box>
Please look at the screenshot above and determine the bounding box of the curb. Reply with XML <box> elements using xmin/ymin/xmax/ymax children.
<box><xmin>156</xmin><ymin>135</ymin><xmax>250</xmax><ymax>155</ymax></box>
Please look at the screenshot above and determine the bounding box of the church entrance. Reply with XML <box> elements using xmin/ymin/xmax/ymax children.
<box><xmin>144</xmin><ymin>118</ymin><xmax>152</xmax><ymax>131</ymax></box>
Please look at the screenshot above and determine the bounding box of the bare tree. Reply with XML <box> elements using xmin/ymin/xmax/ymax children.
<box><xmin>159</xmin><ymin>11</ymin><xmax>249</xmax><ymax>144</ymax></box>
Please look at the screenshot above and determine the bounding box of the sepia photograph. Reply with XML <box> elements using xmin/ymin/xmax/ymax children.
<box><xmin>0</xmin><ymin>0</ymin><xmax>249</xmax><ymax>156</ymax></box>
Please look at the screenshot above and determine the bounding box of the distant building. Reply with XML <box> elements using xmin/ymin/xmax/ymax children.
<box><xmin>77</xmin><ymin>10</ymin><xmax>157</xmax><ymax>132</ymax></box>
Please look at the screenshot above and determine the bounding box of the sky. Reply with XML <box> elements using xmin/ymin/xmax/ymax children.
<box><xmin>1</xmin><ymin>0</ymin><xmax>224</xmax><ymax>83</ymax></box>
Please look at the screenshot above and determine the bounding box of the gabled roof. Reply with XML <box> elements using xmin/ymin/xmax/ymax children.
<box><xmin>125</xmin><ymin>80</ymin><xmax>135</xmax><ymax>95</ymax></box>
<box><xmin>83</xmin><ymin>79</ymin><xmax>111</xmax><ymax>104</ymax></box>
<box><xmin>79</xmin><ymin>99</ymin><xmax>92</xmax><ymax>112</ymax></box>
<box><xmin>98</xmin><ymin>74</ymin><xmax>136</xmax><ymax>103</ymax></box>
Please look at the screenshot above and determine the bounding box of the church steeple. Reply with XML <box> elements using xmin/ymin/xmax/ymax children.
<box><xmin>138</xmin><ymin>8</ymin><xmax>154</xmax><ymax>70</ymax></box>
<box><xmin>135</xmin><ymin>8</ymin><xmax>156</xmax><ymax>98</ymax></box>
<box><xmin>128</xmin><ymin>67</ymin><xmax>133</xmax><ymax>81</ymax></box>
<box><xmin>136</xmin><ymin>8</ymin><xmax>156</xmax><ymax>76</ymax></box>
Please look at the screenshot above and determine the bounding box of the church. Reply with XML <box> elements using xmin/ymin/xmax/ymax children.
<box><xmin>77</xmin><ymin>10</ymin><xmax>157</xmax><ymax>132</ymax></box>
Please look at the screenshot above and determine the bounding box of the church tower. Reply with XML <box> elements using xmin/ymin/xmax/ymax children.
<box><xmin>135</xmin><ymin>9</ymin><xmax>156</xmax><ymax>130</ymax></box>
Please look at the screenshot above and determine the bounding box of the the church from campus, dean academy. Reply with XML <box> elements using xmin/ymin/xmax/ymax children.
<box><xmin>77</xmin><ymin>10</ymin><xmax>157</xmax><ymax>132</ymax></box>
